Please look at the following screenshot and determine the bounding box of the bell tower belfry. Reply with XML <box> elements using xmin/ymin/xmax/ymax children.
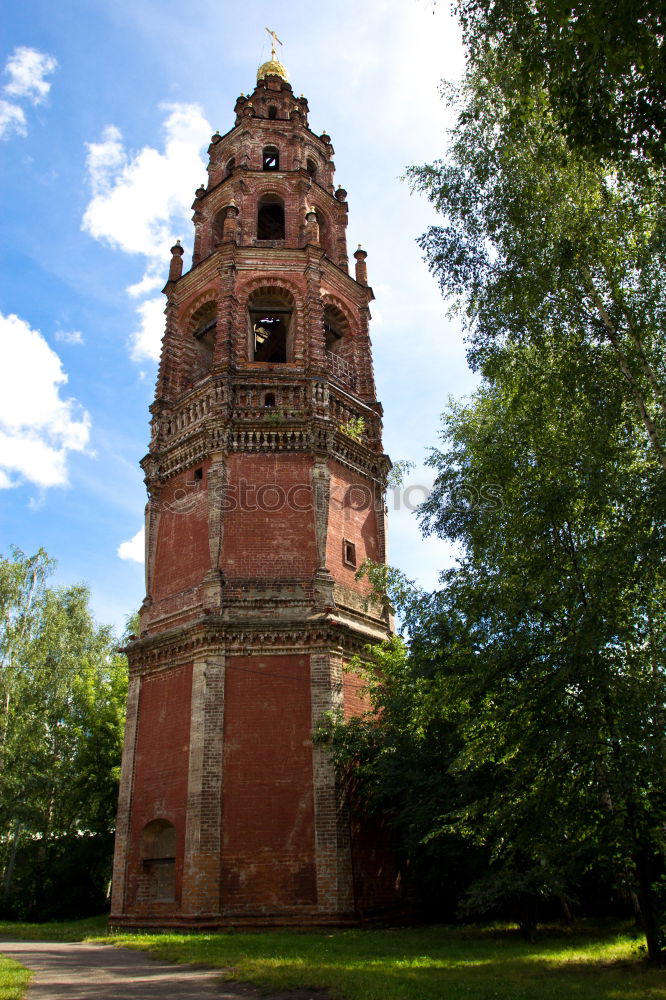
<box><xmin>110</xmin><ymin>50</ymin><xmax>397</xmax><ymax>927</ymax></box>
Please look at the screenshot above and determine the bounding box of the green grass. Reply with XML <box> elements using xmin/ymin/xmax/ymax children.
<box><xmin>0</xmin><ymin>954</ymin><xmax>30</xmax><ymax>1000</ymax></box>
<box><xmin>0</xmin><ymin>917</ymin><xmax>664</xmax><ymax>999</ymax></box>
<box><xmin>0</xmin><ymin>914</ymin><xmax>109</xmax><ymax>942</ymax></box>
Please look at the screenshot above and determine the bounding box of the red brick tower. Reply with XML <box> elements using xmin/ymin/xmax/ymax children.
<box><xmin>110</xmin><ymin>52</ymin><xmax>395</xmax><ymax>927</ymax></box>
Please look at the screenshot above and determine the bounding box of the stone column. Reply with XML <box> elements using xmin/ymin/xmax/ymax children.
<box><xmin>181</xmin><ymin>654</ymin><xmax>225</xmax><ymax>917</ymax></box>
<box><xmin>110</xmin><ymin>671</ymin><xmax>141</xmax><ymax>919</ymax></box>
<box><xmin>201</xmin><ymin>453</ymin><xmax>226</xmax><ymax>610</ymax></box>
<box><xmin>310</xmin><ymin>651</ymin><xmax>354</xmax><ymax>914</ymax></box>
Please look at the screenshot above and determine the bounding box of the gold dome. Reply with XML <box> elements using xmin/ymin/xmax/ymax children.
<box><xmin>257</xmin><ymin>58</ymin><xmax>289</xmax><ymax>82</ymax></box>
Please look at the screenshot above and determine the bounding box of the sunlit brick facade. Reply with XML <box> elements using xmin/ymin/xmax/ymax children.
<box><xmin>110</xmin><ymin>54</ymin><xmax>399</xmax><ymax>927</ymax></box>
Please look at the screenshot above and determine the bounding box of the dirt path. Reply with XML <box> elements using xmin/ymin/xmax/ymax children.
<box><xmin>0</xmin><ymin>938</ymin><xmax>321</xmax><ymax>1000</ymax></box>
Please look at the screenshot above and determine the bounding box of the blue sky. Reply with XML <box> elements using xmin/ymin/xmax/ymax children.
<box><xmin>0</xmin><ymin>0</ymin><xmax>475</xmax><ymax>633</ymax></box>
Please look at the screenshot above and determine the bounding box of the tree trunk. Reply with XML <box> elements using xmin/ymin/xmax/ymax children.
<box><xmin>635</xmin><ymin>843</ymin><xmax>665</xmax><ymax>965</ymax></box>
<box><xmin>2</xmin><ymin>821</ymin><xmax>21</xmax><ymax>905</ymax></box>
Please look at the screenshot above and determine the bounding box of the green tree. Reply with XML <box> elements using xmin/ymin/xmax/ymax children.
<box><xmin>400</xmin><ymin>39</ymin><xmax>665</xmax><ymax>959</ymax></box>
<box><xmin>0</xmin><ymin>548</ymin><xmax>128</xmax><ymax>918</ymax></box>
<box><xmin>408</xmin><ymin>52</ymin><xmax>666</xmax><ymax>469</ymax></box>
<box><xmin>418</xmin><ymin>349</ymin><xmax>665</xmax><ymax>953</ymax></box>
<box><xmin>324</xmin><ymin>34</ymin><xmax>666</xmax><ymax>959</ymax></box>
<box><xmin>454</xmin><ymin>0</ymin><xmax>666</xmax><ymax>166</ymax></box>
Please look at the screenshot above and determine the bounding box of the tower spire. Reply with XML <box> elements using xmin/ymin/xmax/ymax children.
<box><xmin>265</xmin><ymin>26</ymin><xmax>283</xmax><ymax>61</ymax></box>
<box><xmin>258</xmin><ymin>27</ymin><xmax>289</xmax><ymax>83</ymax></box>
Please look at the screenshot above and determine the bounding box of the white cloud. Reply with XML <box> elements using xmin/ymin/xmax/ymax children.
<box><xmin>82</xmin><ymin>103</ymin><xmax>210</xmax><ymax>262</ymax></box>
<box><xmin>0</xmin><ymin>47</ymin><xmax>57</xmax><ymax>141</ymax></box>
<box><xmin>4</xmin><ymin>47</ymin><xmax>57</xmax><ymax>103</ymax></box>
<box><xmin>0</xmin><ymin>99</ymin><xmax>26</xmax><ymax>138</ymax></box>
<box><xmin>126</xmin><ymin>265</ymin><xmax>164</xmax><ymax>299</ymax></box>
<box><xmin>117</xmin><ymin>526</ymin><xmax>145</xmax><ymax>563</ymax></box>
<box><xmin>82</xmin><ymin>103</ymin><xmax>211</xmax><ymax>365</ymax></box>
<box><xmin>130</xmin><ymin>297</ymin><xmax>164</xmax><ymax>362</ymax></box>
<box><xmin>0</xmin><ymin>312</ymin><xmax>91</xmax><ymax>489</ymax></box>
<box><xmin>54</xmin><ymin>329</ymin><xmax>84</xmax><ymax>345</ymax></box>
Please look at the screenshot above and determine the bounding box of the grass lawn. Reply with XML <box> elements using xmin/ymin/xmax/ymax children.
<box><xmin>0</xmin><ymin>954</ymin><xmax>30</xmax><ymax>1000</ymax></box>
<box><xmin>0</xmin><ymin>917</ymin><xmax>664</xmax><ymax>1000</ymax></box>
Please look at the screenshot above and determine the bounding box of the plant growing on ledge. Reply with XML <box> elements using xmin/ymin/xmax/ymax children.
<box><xmin>264</xmin><ymin>408</ymin><xmax>286</xmax><ymax>426</ymax></box>
<box><xmin>338</xmin><ymin>415</ymin><xmax>366</xmax><ymax>441</ymax></box>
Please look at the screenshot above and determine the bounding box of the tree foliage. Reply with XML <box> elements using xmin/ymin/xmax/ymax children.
<box><xmin>325</xmin><ymin>18</ymin><xmax>665</xmax><ymax>962</ymax></box>
<box><xmin>0</xmin><ymin>548</ymin><xmax>128</xmax><ymax>919</ymax></box>
<box><xmin>455</xmin><ymin>0</ymin><xmax>666</xmax><ymax>166</ymax></box>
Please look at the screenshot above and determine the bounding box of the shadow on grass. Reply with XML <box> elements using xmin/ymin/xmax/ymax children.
<box><xmin>0</xmin><ymin>918</ymin><xmax>663</xmax><ymax>1000</ymax></box>
<box><xmin>96</xmin><ymin>923</ymin><xmax>665</xmax><ymax>1000</ymax></box>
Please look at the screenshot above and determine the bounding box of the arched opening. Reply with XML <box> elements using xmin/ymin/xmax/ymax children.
<box><xmin>264</xmin><ymin>392</ymin><xmax>276</xmax><ymax>407</ymax></box>
<box><xmin>139</xmin><ymin>819</ymin><xmax>176</xmax><ymax>902</ymax></box>
<box><xmin>268</xmin><ymin>105</ymin><xmax>277</xmax><ymax>120</ymax></box>
<box><xmin>212</xmin><ymin>207</ymin><xmax>226</xmax><ymax>245</ymax></box>
<box><xmin>248</xmin><ymin>288</ymin><xmax>293</xmax><ymax>364</ymax></box>
<box><xmin>262</xmin><ymin>145</ymin><xmax>279</xmax><ymax>171</ymax></box>
<box><xmin>315</xmin><ymin>209</ymin><xmax>331</xmax><ymax>255</ymax></box>
<box><xmin>257</xmin><ymin>195</ymin><xmax>285</xmax><ymax>240</ymax></box>
<box><xmin>306</xmin><ymin>157</ymin><xmax>317</xmax><ymax>180</ymax></box>
<box><xmin>324</xmin><ymin>304</ymin><xmax>347</xmax><ymax>354</ymax></box>
<box><xmin>225</xmin><ymin>157</ymin><xmax>235</xmax><ymax>178</ymax></box>
<box><xmin>324</xmin><ymin>303</ymin><xmax>355</xmax><ymax>388</ymax></box>
<box><xmin>191</xmin><ymin>301</ymin><xmax>217</xmax><ymax>377</ymax></box>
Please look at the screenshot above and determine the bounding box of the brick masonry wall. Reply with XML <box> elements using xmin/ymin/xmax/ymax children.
<box><xmin>220</xmin><ymin>453</ymin><xmax>318</xmax><ymax>580</ymax></box>
<box><xmin>221</xmin><ymin>653</ymin><xmax>316</xmax><ymax>912</ymax></box>
<box><xmin>328</xmin><ymin>460</ymin><xmax>381</xmax><ymax>589</ymax></box>
<box><xmin>126</xmin><ymin>662</ymin><xmax>193</xmax><ymax>913</ymax></box>
<box><xmin>151</xmin><ymin>463</ymin><xmax>211</xmax><ymax>601</ymax></box>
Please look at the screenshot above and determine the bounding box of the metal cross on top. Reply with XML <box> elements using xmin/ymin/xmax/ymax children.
<box><xmin>265</xmin><ymin>27</ymin><xmax>283</xmax><ymax>61</ymax></box>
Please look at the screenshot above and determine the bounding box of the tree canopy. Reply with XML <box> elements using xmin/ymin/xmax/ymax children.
<box><xmin>0</xmin><ymin>548</ymin><xmax>128</xmax><ymax>919</ymax></box>
<box><xmin>454</xmin><ymin>0</ymin><xmax>666</xmax><ymax>166</ymax></box>
<box><xmin>325</xmin><ymin>9</ymin><xmax>665</xmax><ymax>963</ymax></box>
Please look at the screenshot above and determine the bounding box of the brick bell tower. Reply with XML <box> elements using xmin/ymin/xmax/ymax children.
<box><xmin>110</xmin><ymin>47</ymin><xmax>396</xmax><ymax>927</ymax></box>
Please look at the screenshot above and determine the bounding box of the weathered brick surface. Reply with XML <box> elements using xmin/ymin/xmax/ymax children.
<box><xmin>112</xmin><ymin>66</ymin><xmax>400</xmax><ymax>928</ymax></box>
<box><xmin>151</xmin><ymin>465</ymin><xmax>211</xmax><ymax>602</ymax></box>
<box><xmin>220</xmin><ymin>453</ymin><xmax>317</xmax><ymax>579</ymax></box>
<box><xmin>221</xmin><ymin>654</ymin><xmax>316</xmax><ymax>911</ymax></box>
<box><xmin>125</xmin><ymin>663</ymin><xmax>193</xmax><ymax>915</ymax></box>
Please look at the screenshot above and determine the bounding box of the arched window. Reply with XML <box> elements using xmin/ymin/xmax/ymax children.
<box><xmin>324</xmin><ymin>304</ymin><xmax>347</xmax><ymax>354</ymax></box>
<box><xmin>268</xmin><ymin>105</ymin><xmax>277</xmax><ymax>120</ymax></box>
<box><xmin>257</xmin><ymin>195</ymin><xmax>285</xmax><ymax>240</ymax></box>
<box><xmin>315</xmin><ymin>209</ymin><xmax>331</xmax><ymax>255</ymax></box>
<box><xmin>262</xmin><ymin>145</ymin><xmax>279</xmax><ymax>171</ymax></box>
<box><xmin>306</xmin><ymin>157</ymin><xmax>317</xmax><ymax>179</ymax></box>
<box><xmin>140</xmin><ymin>819</ymin><xmax>176</xmax><ymax>902</ymax></box>
<box><xmin>248</xmin><ymin>288</ymin><xmax>293</xmax><ymax>364</ymax></box>
<box><xmin>191</xmin><ymin>301</ymin><xmax>217</xmax><ymax>377</ymax></box>
<box><xmin>212</xmin><ymin>207</ymin><xmax>226</xmax><ymax>245</ymax></box>
<box><xmin>324</xmin><ymin>303</ymin><xmax>355</xmax><ymax>387</ymax></box>
<box><xmin>225</xmin><ymin>157</ymin><xmax>235</xmax><ymax>177</ymax></box>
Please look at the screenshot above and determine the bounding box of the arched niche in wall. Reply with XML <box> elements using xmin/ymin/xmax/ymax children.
<box><xmin>323</xmin><ymin>301</ymin><xmax>356</xmax><ymax>388</ymax></box>
<box><xmin>139</xmin><ymin>819</ymin><xmax>176</xmax><ymax>902</ymax></box>
<box><xmin>324</xmin><ymin>303</ymin><xmax>349</xmax><ymax>353</ymax></box>
<box><xmin>257</xmin><ymin>194</ymin><xmax>285</xmax><ymax>240</ymax></box>
<box><xmin>314</xmin><ymin>208</ymin><xmax>334</xmax><ymax>259</ymax></box>
<box><xmin>190</xmin><ymin>301</ymin><xmax>217</xmax><ymax>380</ymax></box>
<box><xmin>306</xmin><ymin>157</ymin><xmax>318</xmax><ymax>180</ymax></box>
<box><xmin>248</xmin><ymin>286</ymin><xmax>294</xmax><ymax>364</ymax></box>
<box><xmin>212</xmin><ymin>207</ymin><xmax>227</xmax><ymax>245</ymax></box>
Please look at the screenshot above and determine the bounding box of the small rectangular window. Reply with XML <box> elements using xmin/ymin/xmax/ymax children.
<box><xmin>194</xmin><ymin>467</ymin><xmax>203</xmax><ymax>481</ymax></box>
<box><xmin>343</xmin><ymin>539</ymin><xmax>357</xmax><ymax>568</ymax></box>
